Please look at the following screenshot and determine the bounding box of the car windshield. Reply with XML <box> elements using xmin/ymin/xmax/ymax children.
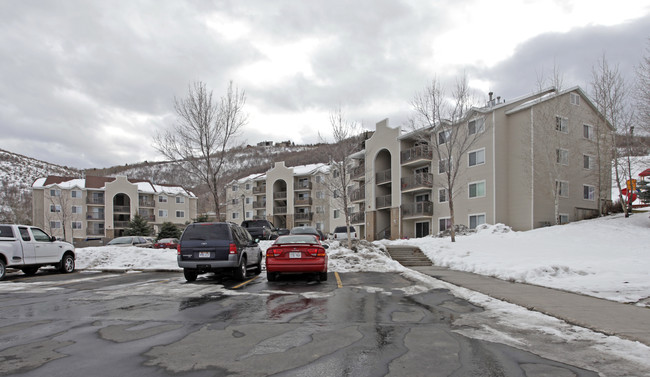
<box><xmin>274</xmin><ymin>235</ymin><xmax>319</xmax><ymax>245</ymax></box>
<box><xmin>108</xmin><ymin>237</ymin><xmax>132</xmax><ymax>245</ymax></box>
<box><xmin>291</xmin><ymin>227</ymin><xmax>317</xmax><ymax>234</ymax></box>
<box><xmin>181</xmin><ymin>224</ymin><xmax>229</xmax><ymax>241</ymax></box>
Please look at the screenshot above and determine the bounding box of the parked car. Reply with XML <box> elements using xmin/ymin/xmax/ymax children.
<box><xmin>241</xmin><ymin>220</ymin><xmax>279</xmax><ymax>240</ymax></box>
<box><xmin>290</xmin><ymin>226</ymin><xmax>324</xmax><ymax>241</ymax></box>
<box><xmin>265</xmin><ymin>235</ymin><xmax>329</xmax><ymax>282</ymax></box>
<box><xmin>153</xmin><ymin>238</ymin><xmax>179</xmax><ymax>249</ymax></box>
<box><xmin>106</xmin><ymin>236</ymin><xmax>153</xmax><ymax>248</ymax></box>
<box><xmin>177</xmin><ymin>222</ymin><xmax>263</xmax><ymax>282</ymax></box>
<box><xmin>332</xmin><ymin>226</ymin><xmax>358</xmax><ymax>240</ymax></box>
<box><xmin>0</xmin><ymin>224</ymin><xmax>75</xmax><ymax>280</ymax></box>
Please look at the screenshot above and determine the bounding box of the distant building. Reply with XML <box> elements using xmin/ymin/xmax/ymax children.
<box><xmin>32</xmin><ymin>175</ymin><xmax>197</xmax><ymax>242</ymax></box>
<box><xmin>256</xmin><ymin>141</ymin><xmax>274</xmax><ymax>147</ymax></box>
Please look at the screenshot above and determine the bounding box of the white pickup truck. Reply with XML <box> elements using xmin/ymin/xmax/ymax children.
<box><xmin>0</xmin><ymin>224</ymin><xmax>76</xmax><ymax>280</ymax></box>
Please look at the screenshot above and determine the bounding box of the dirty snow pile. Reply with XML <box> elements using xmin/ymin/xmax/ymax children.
<box><xmin>378</xmin><ymin>213</ymin><xmax>650</xmax><ymax>306</ymax></box>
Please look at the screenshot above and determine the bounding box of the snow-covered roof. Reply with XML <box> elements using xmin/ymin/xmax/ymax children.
<box><xmin>292</xmin><ymin>163</ymin><xmax>328</xmax><ymax>176</ymax></box>
<box><xmin>32</xmin><ymin>175</ymin><xmax>195</xmax><ymax>197</ymax></box>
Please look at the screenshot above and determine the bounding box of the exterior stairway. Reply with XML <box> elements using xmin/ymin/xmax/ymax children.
<box><xmin>385</xmin><ymin>245</ymin><xmax>433</xmax><ymax>267</ymax></box>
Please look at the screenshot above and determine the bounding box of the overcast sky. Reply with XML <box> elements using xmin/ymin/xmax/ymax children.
<box><xmin>2</xmin><ymin>0</ymin><xmax>649</xmax><ymax>169</ymax></box>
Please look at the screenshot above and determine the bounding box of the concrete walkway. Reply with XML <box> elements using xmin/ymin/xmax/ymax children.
<box><xmin>411</xmin><ymin>265</ymin><xmax>650</xmax><ymax>346</ymax></box>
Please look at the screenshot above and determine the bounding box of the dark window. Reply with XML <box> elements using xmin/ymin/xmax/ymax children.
<box><xmin>181</xmin><ymin>224</ymin><xmax>229</xmax><ymax>241</ymax></box>
<box><xmin>0</xmin><ymin>225</ymin><xmax>15</xmax><ymax>238</ymax></box>
<box><xmin>19</xmin><ymin>227</ymin><xmax>30</xmax><ymax>241</ymax></box>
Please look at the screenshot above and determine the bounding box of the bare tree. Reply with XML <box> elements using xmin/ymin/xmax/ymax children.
<box><xmin>636</xmin><ymin>39</ymin><xmax>650</xmax><ymax>134</ymax></box>
<box><xmin>410</xmin><ymin>74</ymin><xmax>481</xmax><ymax>242</ymax></box>
<box><xmin>46</xmin><ymin>188</ymin><xmax>79</xmax><ymax>241</ymax></box>
<box><xmin>154</xmin><ymin>81</ymin><xmax>247</xmax><ymax>219</ymax></box>
<box><xmin>591</xmin><ymin>54</ymin><xmax>634</xmax><ymax>217</ymax></box>
<box><xmin>318</xmin><ymin>107</ymin><xmax>363</xmax><ymax>248</ymax></box>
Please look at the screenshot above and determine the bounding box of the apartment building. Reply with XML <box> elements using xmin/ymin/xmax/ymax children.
<box><xmin>349</xmin><ymin>86</ymin><xmax>613</xmax><ymax>240</ymax></box>
<box><xmin>32</xmin><ymin>175</ymin><xmax>197</xmax><ymax>242</ymax></box>
<box><xmin>226</xmin><ymin>162</ymin><xmax>347</xmax><ymax>233</ymax></box>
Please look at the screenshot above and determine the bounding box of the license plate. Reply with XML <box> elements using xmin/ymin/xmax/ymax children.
<box><xmin>198</xmin><ymin>252</ymin><xmax>210</xmax><ymax>258</ymax></box>
<box><xmin>289</xmin><ymin>252</ymin><xmax>301</xmax><ymax>259</ymax></box>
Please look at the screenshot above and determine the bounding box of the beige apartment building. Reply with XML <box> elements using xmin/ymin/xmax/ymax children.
<box><xmin>32</xmin><ymin>175</ymin><xmax>198</xmax><ymax>243</ymax></box>
<box><xmin>349</xmin><ymin>86</ymin><xmax>613</xmax><ymax>240</ymax></box>
<box><xmin>226</xmin><ymin>162</ymin><xmax>347</xmax><ymax>233</ymax></box>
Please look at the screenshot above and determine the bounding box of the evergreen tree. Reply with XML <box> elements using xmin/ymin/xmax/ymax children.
<box><xmin>157</xmin><ymin>221</ymin><xmax>182</xmax><ymax>240</ymax></box>
<box><xmin>124</xmin><ymin>214</ymin><xmax>153</xmax><ymax>236</ymax></box>
<box><xmin>193</xmin><ymin>214</ymin><xmax>209</xmax><ymax>223</ymax></box>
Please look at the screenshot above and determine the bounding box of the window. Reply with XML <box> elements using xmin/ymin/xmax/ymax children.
<box><xmin>158</xmin><ymin>209</ymin><xmax>168</xmax><ymax>218</ymax></box>
<box><xmin>50</xmin><ymin>204</ymin><xmax>61</xmax><ymax>213</ymax></box>
<box><xmin>469</xmin><ymin>181</ymin><xmax>486</xmax><ymax>198</ymax></box>
<box><xmin>316</xmin><ymin>206</ymin><xmax>324</xmax><ymax>214</ymax></box>
<box><xmin>468</xmin><ymin>148</ymin><xmax>485</xmax><ymax>167</ymax></box>
<box><xmin>556</xmin><ymin>180</ymin><xmax>569</xmax><ymax>197</ymax></box>
<box><xmin>245</xmin><ymin>197</ymin><xmax>251</xmax><ymax>204</ymax></box>
<box><xmin>438</xmin><ymin>129</ymin><xmax>451</xmax><ymax>144</ymax></box>
<box><xmin>72</xmin><ymin>221</ymin><xmax>82</xmax><ymax>230</ymax></box>
<box><xmin>232</xmin><ymin>185</ymin><xmax>238</xmax><ymax>191</ymax></box>
<box><xmin>334</xmin><ymin>190</ymin><xmax>340</xmax><ymax>199</ymax></box>
<box><xmin>176</xmin><ymin>196</ymin><xmax>185</xmax><ymax>204</ymax></box>
<box><xmin>158</xmin><ymin>195</ymin><xmax>167</xmax><ymax>203</ymax></box>
<box><xmin>316</xmin><ymin>222</ymin><xmax>324</xmax><ymax>230</ymax></box>
<box><xmin>583</xmin><ymin>124</ymin><xmax>593</xmax><ymax>140</ymax></box>
<box><xmin>439</xmin><ymin>218</ymin><xmax>451</xmax><ymax>232</ymax></box>
<box><xmin>468</xmin><ymin>118</ymin><xmax>485</xmax><ymax>135</ymax></box>
<box><xmin>50</xmin><ymin>189</ymin><xmax>61</xmax><ymax>197</ymax></box>
<box><xmin>570</xmin><ymin>93</ymin><xmax>580</xmax><ymax>106</ymax></box>
<box><xmin>438</xmin><ymin>188</ymin><xmax>447</xmax><ymax>203</ymax></box>
<box><xmin>232</xmin><ymin>212</ymin><xmax>239</xmax><ymax>219</ymax></box>
<box><xmin>555</xmin><ymin>116</ymin><xmax>568</xmax><ymax>133</ymax></box>
<box><xmin>72</xmin><ymin>205</ymin><xmax>82</xmax><ymax>214</ymax></box>
<box><xmin>333</xmin><ymin>209</ymin><xmax>340</xmax><ymax>219</ymax></box>
<box><xmin>333</xmin><ymin>170</ymin><xmax>340</xmax><ymax>178</ymax></box>
<box><xmin>559</xmin><ymin>214</ymin><xmax>569</xmax><ymax>224</ymax></box>
<box><xmin>245</xmin><ymin>211</ymin><xmax>251</xmax><ymax>219</ymax></box>
<box><xmin>556</xmin><ymin>149</ymin><xmax>569</xmax><ymax>165</ymax></box>
<box><xmin>316</xmin><ymin>191</ymin><xmax>325</xmax><ymax>199</ymax></box>
<box><xmin>71</xmin><ymin>190</ymin><xmax>81</xmax><ymax>198</ymax></box>
<box><xmin>315</xmin><ymin>175</ymin><xmax>323</xmax><ymax>183</ymax></box>
<box><xmin>232</xmin><ymin>198</ymin><xmax>239</xmax><ymax>205</ymax></box>
<box><xmin>583</xmin><ymin>185</ymin><xmax>595</xmax><ymax>201</ymax></box>
<box><xmin>469</xmin><ymin>214</ymin><xmax>486</xmax><ymax>229</ymax></box>
<box><xmin>50</xmin><ymin>221</ymin><xmax>61</xmax><ymax>229</ymax></box>
<box><xmin>245</xmin><ymin>183</ymin><xmax>251</xmax><ymax>190</ymax></box>
<box><xmin>583</xmin><ymin>155</ymin><xmax>593</xmax><ymax>170</ymax></box>
<box><xmin>438</xmin><ymin>158</ymin><xmax>451</xmax><ymax>174</ymax></box>
<box><xmin>176</xmin><ymin>210</ymin><xmax>185</xmax><ymax>218</ymax></box>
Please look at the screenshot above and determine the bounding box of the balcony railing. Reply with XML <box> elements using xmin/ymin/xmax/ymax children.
<box><xmin>113</xmin><ymin>205</ymin><xmax>130</xmax><ymax>213</ymax></box>
<box><xmin>376</xmin><ymin>195</ymin><xmax>392</xmax><ymax>209</ymax></box>
<box><xmin>139</xmin><ymin>214</ymin><xmax>156</xmax><ymax>222</ymax></box>
<box><xmin>139</xmin><ymin>200</ymin><xmax>155</xmax><ymax>208</ymax></box>
<box><xmin>350</xmin><ymin>187</ymin><xmax>365</xmax><ymax>202</ymax></box>
<box><xmin>273</xmin><ymin>191</ymin><xmax>287</xmax><ymax>200</ymax></box>
<box><xmin>401</xmin><ymin>201</ymin><xmax>433</xmax><ymax>218</ymax></box>
<box><xmin>376</xmin><ymin>169</ymin><xmax>391</xmax><ymax>185</ymax></box>
<box><xmin>113</xmin><ymin>221</ymin><xmax>129</xmax><ymax>228</ymax></box>
<box><xmin>87</xmin><ymin>197</ymin><xmax>105</xmax><ymax>205</ymax></box>
<box><xmin>294</xmin><ymin>197</ymin><xmax>312</xmax><ymax>206</ymax></box>
<box><xmin>351</xmin><ymin>163</ymin><xmax>365</xmax><ymax>180</ymax></box>
<box><xmin>401</xmin><ymin>145</ymin><xmax>433</xmax><ymax>164</ymax></box>
<box><xmin>350</xmin><ymin>212</ymin><xmax>365</xmax><ymax>224</ymax></box>
<box><xmin>295</xmin><ymin>181</ymin><xmax>312</xmax><ymax>190</ymax></box>
<box><xmin>253</xmin><ymin>201</ymin><xmax>266</xmax><ymax>209</ymax></box>
<box><xmin>294</xmin><ymin>212</ymin><xmax>313</xmax><ymax>221</ymax></box>
<box><xmin>86</xmin><ymin>225</ymin><xmax>105</xmax><ymax>236</ymax></box>
<box><xmin>274</xmin><ymin>206</ymin><xmax>287</xmax><ymax>214</ymax></box>
<box><xmin>401</xmin><ymin>173</ymin><xmax>433</xmax><ymax>191</ymax></box>
<box><xmin>253</xmin><ymin>215</ymin><xmax>266</xmax><ymax>220</ymax></box>
<box><xmin>253</xmin><ymin>185</ymin><xmax>266</xmax><ymax>195</ymax></box>
<box><xmin>86</xmin><ymin>213</ymin><xmax>104</xmax><ymax>220</ymax></box>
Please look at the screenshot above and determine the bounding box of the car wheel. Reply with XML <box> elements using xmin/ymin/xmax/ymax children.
<box><xmin>267</xmin><ymin>272</ymin><xmax>277</xmax><ymax>282</ymax></box>
<box><xmin>183</xmin><ymin>268</ymin><xmax>198</xmax><ymax>282</ymax></box>
<box><xmin>234</xmin><ymin>257</ymin><xmax>247</xmax><ymax>281</ymax></box>
<box><xmin>59</xmin><ymin>254</ymin><xmax>75</xmax><ymax>273</ymax></box>
<box><xmin>319</xmin><ymin>272</ymin><xmax>328</xmax><ymax>281</ymax></box>
<box><xmin>0</xmin><ymin>259</ymin><xmax>6</xmax><ymax>281</ymax></box>
<box><xmin>22</xmin><ymin>267</ymin><xmax>39</xmax><ymax>276</ymax></box>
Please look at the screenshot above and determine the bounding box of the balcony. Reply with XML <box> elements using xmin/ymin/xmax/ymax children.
<box><xmin>86</xmin><ymin>213</ymin><xmax>105</xmax><ymax>220</ymax></box>
<box><xmin>253</xmin><ymin>215</ymin><xmax>266</xmax><ymax>220</ymax></box>
<box><xmin>401</xmin><ymin>173</ymin><xmax>433</xmax><ymax>192</ymax></box>
<box><xmin>401</xmin><ymin>201</ymin><xmax>433</xmax><ymax>218</ymax></box>
<box><xmin>273</xmin><ymin>191</ymin><xmax>287</xmax><ymax>200</ymax></box>
<box><xmin>253</xmin><ymin>201</ymin><xmax>266</xmax><ymax>209</ymax></box>
<box><xmin>139</xmin><ymin>199</ymin><xmax>155</xmax><ymax>208</ymax></box>
<box><xmin>253</xmin><ymin>185</ymin><xmax>266</xmax><ymax>195</ymax></box>
<box><xmin>350</xmin><ymin>212</ymin><xmax>365</xmax><ymax>224</ymax></box>
<box><xmin>113</xmin><ymin>205</ymin><xmax>130</xmax><ymax>214</ymax></box>
<box><xmin>139</xmin><ymin>214</ymin><xmax>156</xmax><ymax>222</ymax></box>
<box><xmin>113</xmin><ymin>221</ymin><xmax>129</xmax><ymax>228</ymax></box>
<box><xmin>351</xmin><ymin>163</ymin><xmax>365</xmax><ymax>180</ymax></box>
<box><xmin>294</xmin><ymin>212</ymin><xmax>313</xmax><ymax>221</ymax></box>
<box><xmin>86</xmin><ymin>224</ymin><xmax>105</xmax><ymax>236</ymax></box>
<box><xmin>295</xmin><ymin>181</ymin><xmax>312</xmax><ymax>191</ymax></box>
<box><xmin>376</xmin><ymin>195</ymin><xmax>392</xmax><ymax>209</ymax></box>
<box><xmin>273</xmin><ymin>206</ymin><xmax>287</xmax><ymax>214</ymax></box>
<box><xmin>349</xmin><ymin>187</ymin><xmax>365</xmax><ymax>203</ymax></box>
<box><xmin>294</xmin><ymin>197</ymin><xmax>313</xmax><ymax>206</ymax></box>
<box><xmin>87</xmin><ymin>197</ymin><xmax>105</xmax><ymax>205</ymax></box>
<box><xmin>376</xmin><ymin>169</ymin><xmax>391</xmax><ymax>185</ymax></box>
<box><xmin>401</xmin><ymin>145</ymin><xmax>433</xmax><ymax>165</ymax></box>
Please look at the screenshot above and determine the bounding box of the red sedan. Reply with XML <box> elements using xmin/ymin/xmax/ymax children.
<box><xmin>266</xmin><ymin>235</ymin><xmax>328</xmax><ymax>281</ymax></box>
<box><xmin>153</xmin><ymin>238</ymin><xmax>179</xmax><ymax>249</ymax></box>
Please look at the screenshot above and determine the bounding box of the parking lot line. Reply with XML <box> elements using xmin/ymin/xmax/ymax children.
<box><xmin>335</xmin><ymin>272</ymin><xmax>343</xmax><ymax>288</ymax></box>
<box><xmin>232</xmin><ymin>275</ymin><xmax>260</xmax><ymax>289</ymax></box>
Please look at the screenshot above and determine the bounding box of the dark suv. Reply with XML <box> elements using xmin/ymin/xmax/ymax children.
<box><xmin>177</xmin><ymin>222</ymin><xmax>263</xmax><ymax>282</ymax></box>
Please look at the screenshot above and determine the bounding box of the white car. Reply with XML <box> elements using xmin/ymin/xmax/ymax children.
<box><xmin>332</xmin><ymin>226</ymin><xmax>358</xmax><ymax>240</ymax></box>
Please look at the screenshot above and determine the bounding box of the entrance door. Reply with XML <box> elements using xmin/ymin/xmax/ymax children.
<box><xmin>415</xmin><ymin>221</ymin><xmax>430</xmax><ymax>238</ymax></box>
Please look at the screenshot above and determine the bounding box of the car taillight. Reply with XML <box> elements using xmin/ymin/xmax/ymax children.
<box><xmin>177</xmin><ymin>244</ymin><xmax>181</xmax><ymax>255</ymax></box>
<box><xmin>266</xmin><ymin>247</ymin><xmax>281</xmax><ymax>257</ymax></box>
<box><xmin>307</xmin><ymin>248</ymin><xmax>326</xmax><ymax>257</ymax></box>
<box><xmin>229</xmin><ymin>243</ymin><xmax>237</xmax><ymax>254</ymax></box>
